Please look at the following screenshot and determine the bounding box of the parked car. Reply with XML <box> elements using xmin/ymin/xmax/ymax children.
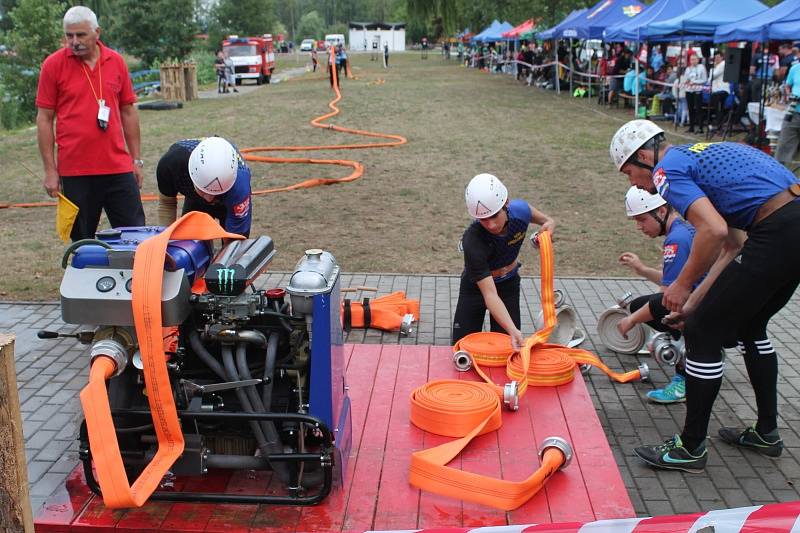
<box><xmin>300</xmin><ymin>39</ymin><xmax>315</xmax><ymax>52</ymax></box>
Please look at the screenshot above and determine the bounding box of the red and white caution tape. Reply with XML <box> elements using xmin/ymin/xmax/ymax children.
<box><xmin>364</xmin><ymin>500</ymin><xmax>800</xmax><ymax>533</ymax></box>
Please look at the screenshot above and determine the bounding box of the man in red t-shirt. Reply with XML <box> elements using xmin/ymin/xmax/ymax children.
<box><xmin>36</xmin><ymin>5</ymin><xmax>145</xmax><ymax>241</ymax></box>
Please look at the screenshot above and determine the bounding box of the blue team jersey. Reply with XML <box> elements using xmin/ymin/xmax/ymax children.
<box><xmin>462</xmin><ymin>199</ymin><xmax>532</xmax><ymax>283</ymax></box>
<box><xmin>172</xmin><ymin>138</ymin><xmax>252</xmax><ymax>236</ymax></box>
<box><xmin>662</xmin><ymin>218</ymin><xmax>695</xmax><ymax>287</ymax></box>
<box><xmin>653</xmin><ymin>142</ymin><xmax>797</xmax><ymax>230</ymax></box>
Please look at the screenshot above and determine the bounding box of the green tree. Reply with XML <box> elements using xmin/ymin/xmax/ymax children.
<box><xmin>297</xmin><ymin>10</ymin><xmax>324</xmax><ymax>40</ymax></box>
<box><xmin>0</xmin><ymin>0</ymin><xmax>65</xmax><ymax>128</ymax></box>
<box><xmin>208</xmin><ymin>0</ymin><xmax>276</xmax><ymax>50</ymax></box>
<box><xmin>109</xmin><ymin>0</ymin><xmax>196</xmax><ymax>66</ymax></box>
<box><xmin>0</xmin><ymin>0</ymin><xmax>18</xmax><ymax>32</ymax></box>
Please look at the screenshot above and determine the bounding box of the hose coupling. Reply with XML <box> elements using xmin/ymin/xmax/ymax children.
<box><xmin>539</xmin><ymin>436</ymin><xmax>573</xmax><ymax>469</ymax></box>
<box><xmin>503</xmin><ymin>381</ymin><xmax>520</xmax><ymax>411</ymax></box>
<box><xmin>453</xmin><ymin>350</ymin><xmax>472</xmax><ymax>372</ymax></box>
<box><xmin>90</xmin><ymin>339</ymin><xmax>129</xmax><ymax>378</ymax></box>
<box><xmin>638</xmin><ymin>362</ymin><xmax>650</xmax><ymax>382</ymax></box>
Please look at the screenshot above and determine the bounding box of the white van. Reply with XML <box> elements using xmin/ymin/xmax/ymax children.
<box><xmin>324</xmin><ymin>34</ymin><xmax>345</xmax><ymax>49</ymax></box>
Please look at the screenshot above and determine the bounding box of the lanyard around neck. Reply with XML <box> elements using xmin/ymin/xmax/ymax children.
<box><xmin>80</xmin><ymin>48</ymin><xmax>103</xmax><ymax>104</ymax></box>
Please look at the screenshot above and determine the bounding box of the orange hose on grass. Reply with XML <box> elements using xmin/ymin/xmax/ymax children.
<box><xmin>2</xmin><ymin>51</ymin><xmax>405</xmax><ymax>209</ymax></box>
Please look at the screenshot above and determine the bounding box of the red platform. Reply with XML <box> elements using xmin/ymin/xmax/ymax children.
<box><xmin>34</xmin><ymin>344</ymin><xmax>634</xmax><ymax>532</ymax></box>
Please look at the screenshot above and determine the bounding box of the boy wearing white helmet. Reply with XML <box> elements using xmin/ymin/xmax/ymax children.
<box><xmin>452</xmin><ymin>173</ymin><xmax>555</xmax><ymax>350</ymax></box>
<box><xmin>610</xmin><ymin>118</ymin><xmax>800</xmax><ymax>473</ymax></box>
<box><xmin>617</xmin><ymin>186</ymin><xmax>698</xmax><ymax>404</ymax></box>
<box><xmin>156</xmin><ymin>137</ymin><xmax>252</xmax><ymax>237</ymax></box>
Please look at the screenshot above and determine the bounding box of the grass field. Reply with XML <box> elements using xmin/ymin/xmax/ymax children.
<box><xmin>0</xmin><ymin>52</ymin><xmax>693</xmax><ymax>300</ymax></box>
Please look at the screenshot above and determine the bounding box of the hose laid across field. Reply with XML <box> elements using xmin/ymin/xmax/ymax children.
<box><xmin>2</xmin><ymin>52</ymin><xmax>406</xmax><ymax>209</ymax></box>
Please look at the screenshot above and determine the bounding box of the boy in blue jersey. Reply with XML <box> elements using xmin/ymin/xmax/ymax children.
<box><xmin>156</xmin><ymin>137</ymin><xmax>252</xmax><ymax>238</ymax></box>
<box><xmin>617</xmin><ymin>186</ymin><xmax>696</xmax><ymax>404</ymax></box>
<box><xmin>610</xmin><ymin>119</ymin><xmax>800</xmax><ymax>473</ymax></box>
<box><xmin>452</xmin><ymin>173</ymin><xmax>555</xmax><ymax>351</ymax></box>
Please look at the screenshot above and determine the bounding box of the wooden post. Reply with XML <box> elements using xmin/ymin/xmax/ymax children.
<box><xmin>0</xmin><ymin>334</ymin><xmax>34</xmax><ymax>533</ymax></box>
<box><xmin>183</xmin><ymin>62</ymin><xmax>198</xmax><ymax>101</ymax></box>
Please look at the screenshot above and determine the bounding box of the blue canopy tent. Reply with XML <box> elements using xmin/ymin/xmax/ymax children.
<box><xmin>767</xmin><ymin>19</ymin><xmax>800</xmax><ymax>40</ymax></box>
<box><xmin>647</xmin><ymin>0</ymin><xmax>768</xmax><ymax>40</ymax></box>
<box><xmin>715</xmin><ymin>0</ymin><xmax>800</xmax><ymax>42</ymax></box>
<box><xmin>603</xmin><ymin>0</ymin><xmax>699</xmax><ymax>42</ymax></box>
<box><xmin>535</xmin><ymin>9</ymin><xmax>587</xmax><ymax>40</ymax></box>
<box><xmin>472</xmin><ymin>20</ymin><xmax>515</xmax><ymax>42</ymax></box>
<box><xmin>558</xmin><ymin>0</ymin><xmax>646</xmax><ymax>40</ymax></box>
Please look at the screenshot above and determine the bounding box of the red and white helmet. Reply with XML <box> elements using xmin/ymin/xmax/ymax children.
<box><xmin>465</xmin><ymin>173</ymin><xmax>508</xmax><ymax>219</ymax></box>
<box><xmin>188</xmin><ymin>137</ymin><xmax>238</xmax><ymax>195</ymax></box>
<box><xmin>609</xmin><ymin>120</ymin><xmax>664</xmax><ymax>171</ymax></box>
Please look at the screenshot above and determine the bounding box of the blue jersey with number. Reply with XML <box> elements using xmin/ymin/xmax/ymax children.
<box><xmin>653</xmin><ymin>142</ymin><xmax>796</xmax><ymax>230</ymax></box>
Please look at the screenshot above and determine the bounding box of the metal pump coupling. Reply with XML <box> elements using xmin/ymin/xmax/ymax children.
<box><xmin>638</xmin><ymin>362</ymin><xmax>650</xmax><ymax>382</ymax></box>
<box><xmin>649</xmin><ymin>332</ymin><xmax>682</xmax><ymax>366</ymax></box>
<box><xmin>453</xmin><ymin>350</ymin><xmax>472</xmax><ymax>372</ymax></box>
<box><xmin>503</xmin><ymin>381</ymin><xmax>520</xmax><ymax>411</ymax></box>
<box><xmin>538</xmin><ymin>436</ymin><xmax>573</xmax><ymax>469</ymax></box>
<box><xmin>400</xmin><ymin>314</ymin><xmax>414</xmax><ymax>336</ymax></box>
<box><xmin>90</xmin><ymin>338</ymin><xmax>129</xmax><ymax>378</ymax></box>
<box><xmin>616</xmin><ymin>291</ymin><xmax>634</xmax><ymax>308</ymax></box>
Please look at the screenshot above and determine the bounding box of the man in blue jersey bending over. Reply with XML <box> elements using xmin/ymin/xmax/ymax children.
<box><xmin>452</xmin><ymin>173</ymin><xmax>556</xmax><ymax>351</ymax></box>
<box><xmin>157</xmin><ymin>136</ymin><xmax>252</xmax><ymax>237</ymax></box>
<box><xmin>610</xmin><ymin>119</ymin><xmax>800</xmax><ymax>472</ymax></box>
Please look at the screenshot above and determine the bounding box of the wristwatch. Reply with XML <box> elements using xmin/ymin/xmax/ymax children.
<box><xmin>133</xmin><ymin>159</ymin><xmax>144</xmax><ymax>168</ymax></box>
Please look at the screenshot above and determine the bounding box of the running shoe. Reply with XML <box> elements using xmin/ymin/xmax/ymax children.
<box><xmin>646</xmin><ymin>375</ymin><xmax>686</xmax><ymax>404</ymax></box>
<box><xmin>718</xmin><ymin>424</ymin><xmax>783</xmax><ymax>457</ymax></box>
<box><xmin>634</xmin><ymin>434</ymin><xmax>707</xmax><ymax>473</ymax></box>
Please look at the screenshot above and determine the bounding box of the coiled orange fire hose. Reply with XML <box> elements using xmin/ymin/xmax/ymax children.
<box><xmin>80</xmin><ymin>212</ymin><xmax>243</xmax><ymax>508</ymax></box>
<box><xmin>408</xmin><ymin>232</ymin><xmax>643</xmax><ymax>511</ymax></box>
<box><xmin>2</xmin><ymin>50</ymin><xmax>406</xmax><ymax>210</ymax></box>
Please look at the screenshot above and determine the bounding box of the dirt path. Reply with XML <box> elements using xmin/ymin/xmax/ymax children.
<box><xmin>198</xmin><ymin>66</ymin><xmax>308</xmax><ymax>99</ymax></box>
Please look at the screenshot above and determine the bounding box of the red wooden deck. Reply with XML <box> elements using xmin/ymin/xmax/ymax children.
<box><xmin>34</xmin><ymin>344</ymin><xmax>634</xmax><ymax>532</ymax></box>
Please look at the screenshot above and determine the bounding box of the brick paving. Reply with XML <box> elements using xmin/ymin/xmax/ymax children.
<box><xmin>3</xmin><ymin>272</ymin><xmax>800</xmax><ymax>519</ymax></box>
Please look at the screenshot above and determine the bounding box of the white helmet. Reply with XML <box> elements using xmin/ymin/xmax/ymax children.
<box><xmin>465</xmin><ymin>173</ymin><xmax>508</xmax><ymax>219</ymax></box>
<box><xmin>188</xmin><ymin>137</ymin><xmax>239</xmax><ymax>195</ymax></box>
<box><xmin>609</xmin><ymin>120</ymin><xmax>664</xmax><ymax>171</ymax></box>
<box><xmin>625</xmin><ymin>186</ymin><xmax>666</xmax><ymax>217</ymax></box>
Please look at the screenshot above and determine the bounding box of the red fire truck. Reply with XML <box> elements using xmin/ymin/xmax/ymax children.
<box><xmin>222</xmin><ymin>34</ymin><xmax>276</xmax><ymax>85</ymax></box>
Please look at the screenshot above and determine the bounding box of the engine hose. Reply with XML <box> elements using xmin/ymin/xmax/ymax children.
<box><xmin>188</xmin><ymin>330</ymin><xmax>227</xmax><ymax>381</ymax></box>
<box><xmin>209</xmin><ymin>329</ymin><xmax>267</xmax><ymax>347</ymax></box>
<box><xmin>220</xmin><ymin>344</ymin><xmax>271</xmax><ymax>454</ymax></box>
<box><xmin>272</xmin><ymin>301</ymin><xmax>293</xmax><ymax>333</ymax></box>
<box><xmin>234</xmin><ymin>341</ymin><xmax>277</xmax><ymax>443</ymax></box>
<box><xmin>262</xmin><ymin>332</ymin><xmax>279</xmax><ymax>412</ymax></box>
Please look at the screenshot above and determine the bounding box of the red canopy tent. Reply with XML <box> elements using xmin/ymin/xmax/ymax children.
<box><xmin>502</xmin><ymin>18</ymin><xmax>536</xmax><ymax>38</ymax></box>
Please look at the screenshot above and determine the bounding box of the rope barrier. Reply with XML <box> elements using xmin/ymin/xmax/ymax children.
<box><xmin>3</xmin><ymin>52</ymin><xmax>406</xmax><ymax>209</ymax></box>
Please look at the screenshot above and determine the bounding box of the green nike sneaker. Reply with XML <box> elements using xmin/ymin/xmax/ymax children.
<box><xmin>633</xmin><ymin>435</ymin><xmax>708</xmax><ymax>473</ymax></box>
<box><xmin>718</xmin><ymin>424</ymin><xmax>783</xmax><ymax>457</ymax></box>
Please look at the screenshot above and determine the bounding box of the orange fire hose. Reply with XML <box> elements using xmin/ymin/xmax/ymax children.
<box><xmin>408</xmin><ymin>232</ymin><xmax>642</xmax><ymax>510</ymax></box>
<box><xmin>408</xmin><ymin>232</ymin><xmax>568</xmax><ymax>511</ymax></box>
<box><xmin>3</xmin><ymin>50</ymin><xmax>406</xmax><ymax>210</ymax></box>
<box><xmin>79</xmin><ymin>212</ymin><xmax>243</xmax><ymax>508</ymax></box>
<box><xmin>339</xmin><ymin>290</ymin><xmax>420</xmax><ymax>331</ymax></box>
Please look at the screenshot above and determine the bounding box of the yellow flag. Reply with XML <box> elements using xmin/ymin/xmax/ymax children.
<box><xmin>56</xmin><ymin>193</ymin><xmax>79</xmax><ymax>243</ymax></box>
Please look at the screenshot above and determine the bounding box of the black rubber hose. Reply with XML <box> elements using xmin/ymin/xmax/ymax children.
<box><xmin>235</xmin><ymin>341</ymin><xmax>278</xmax><ymax>443</ymax></box>
<box><xmin>188</xmin><ymin>330</ymin><xmax>227</xmax><ymax>381</ymax></box>
<box><xmin>221</xmin><ymin>344</ymin><xmax>269</xmax><ymax>451</ymax></box>
<box><xmin>262</xmin><ymin>332</ymin><xmax>279</xmax><ymax>411</ymax></box>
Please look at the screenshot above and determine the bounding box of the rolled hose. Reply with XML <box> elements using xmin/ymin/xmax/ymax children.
<box><xmin>408</xmin><ymin>232</ymin><xmax>578</xmax><ymax>511</ymax></box>
<box><xmin>596</xmin><ymin>307</ymin><xmax>647</xmax><ymax>355</ymax></box>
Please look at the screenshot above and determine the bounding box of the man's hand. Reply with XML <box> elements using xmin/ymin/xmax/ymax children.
<box><xmin>43</xmin><ymin>169</ymin><xmax>60</xmax><ymax>198</ymax></box>
<box><xmin>616</xmin><ymin>315</ymin><xmax>634</xmax><ymax>339</ymax></box>
<box><xmin>618</xmin><ymin>252</ymin><xmax>643</xmax><ymax>274</ymax></box>
<box><xmin>662</xmin><ymin>280</ymin><xmax>691</xmax><ymax>312</ymax></box>
<box><xmin>540</xmin><ymin>219</ymin><xmax>556</xmax><ymax>235</ymax></box>
<box><xmin>133</xmin><ymin>165</ymin><xmax>144</xmax><ymax>188</ymax></box>
<box><xmin>509</xmin><ymin>327</ymin><xmax>525</xmax><ymax>351</ymax></box>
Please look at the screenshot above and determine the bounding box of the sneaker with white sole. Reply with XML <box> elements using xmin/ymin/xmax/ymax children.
<box><xmin>646</xmin><ymin>374</ymin><xmax>686</xmax><ymax>404</ymax></box>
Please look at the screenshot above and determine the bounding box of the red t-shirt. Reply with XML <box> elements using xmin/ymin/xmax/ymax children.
<box><xmin>36</xmin><ymin>41</ymin><xmax>137</xmax><ymax>176</ymax></box>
